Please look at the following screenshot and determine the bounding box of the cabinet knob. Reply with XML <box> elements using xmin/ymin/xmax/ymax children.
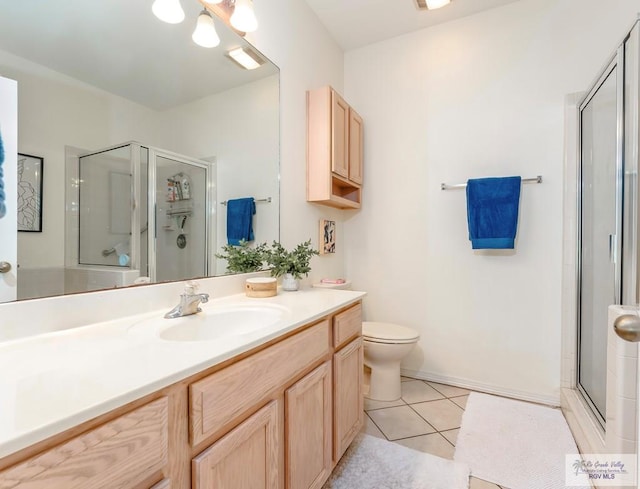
<box><xmin>0</xmin><ymin>261</ymin><xmax>12</xmax><ymax>274</ymax></box>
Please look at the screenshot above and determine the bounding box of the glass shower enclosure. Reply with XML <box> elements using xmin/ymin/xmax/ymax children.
<box><xmin>77</xmin><ymin>142</ymin><xmax>214</xmax><ymax>284</ymax></box>
<box><xmin>577</xmin><ymin>25</ymin><xmax>640</xmax><ymax>429</ymax></box>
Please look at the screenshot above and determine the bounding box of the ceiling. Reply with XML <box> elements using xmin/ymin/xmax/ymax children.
<box><xmin>0</xmin><ymin>0</ymin><xmax>278</xmax><ymax>110</ymax></box>
<box><xmin>304</xmin><ymin>0</ymin><xmax>524</xmax><ymax>50</ymax></box>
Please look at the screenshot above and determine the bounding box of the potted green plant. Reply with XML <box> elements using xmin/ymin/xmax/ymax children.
<box><xmin>265</xmin><ymin>240</ymin><xmax>319</xmax><ymax>291</ymax></box>
<box><xmin>215</xmin><ymin>240</ymin><xmax>267</xmax><ymax>274</ymax></box>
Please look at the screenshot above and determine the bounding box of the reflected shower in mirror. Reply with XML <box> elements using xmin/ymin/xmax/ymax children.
<box><xmin>0</xmin><ymin>0</ymin><xmax>279</xmax><ymax>302</ymax></box>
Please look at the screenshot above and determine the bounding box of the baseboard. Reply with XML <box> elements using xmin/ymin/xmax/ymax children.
<box><xmin>400</xmin><ymin>368</ymin><xmax>561</xmax><ymax>407</ymax></box>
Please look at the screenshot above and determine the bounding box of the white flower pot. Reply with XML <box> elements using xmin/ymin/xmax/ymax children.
<box><xmin>281</xmin><ymin>273</ymin><xmax>299</xmax><ymax>291</ymax></box>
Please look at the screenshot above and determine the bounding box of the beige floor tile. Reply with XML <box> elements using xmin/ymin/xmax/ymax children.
<box><xmin>440</xmin><ymin>428</ymin><xmax>459</xmax><ymax>445</ymax></box>
<box><xmin>469</xmin><ymin>477</ymin><xmax>502</xmax><ymax>489</ymax></box>
<box><xmin>451</xmin><ymin>395</ymin><xmax>469</xmax><ymax>409</ymax></box>
<box><xmin>361</xmin><ymin>414</ymin><xmax>386</xmax><ymax>439</ymax></box>
<box><xmin>426</xmin><ymin>381</ymin><xmax>470</xmax><ymax>398</ymax></box>
<box><xmin>411</xmin><ymin>399</ymin><xmax>465</xmax><ymax>431</ymax></box>
<box><xmin>394</xmin><ymin>433</ymin><xmax>455</xmax><ymax>460</ymax></box>
<box><xmin>367</xmin><ymin>405</ymin><xmax>436</xmax><ymax>440</ymax></box>
<box><xmin>401</xmin><ymin>380</ymin><xmax>445</xmax><ymax>404</ymax></box>
<box><xmin>364</xmin><ymin>396</ymin><xmax>406</xmax><ymax>411</ymax></box>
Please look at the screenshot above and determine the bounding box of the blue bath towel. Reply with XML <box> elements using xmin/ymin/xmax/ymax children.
<box><xmin>466</xmin><ymin>176</ymin><xmax>521</xmax><ymax>249</ymax></box>
<box><xmin>0</xmin><ymin>130</ymin><xmax>5</xmax><ymax>219</ymax></box>
<box><xmin>227</xmin><ymin>197</ymin><xmax>256</xmax><ymax>245</ymax></box>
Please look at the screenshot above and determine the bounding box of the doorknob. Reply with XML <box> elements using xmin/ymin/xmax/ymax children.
<box><xmin>613</xmin><ymin>314</ymin><xmax>640</xmax><ymax>342</ymax></box>
<box><xmin>0</xmin><ymin>261</ymin><xmax>11</xmax><ymax>273</ymax></box>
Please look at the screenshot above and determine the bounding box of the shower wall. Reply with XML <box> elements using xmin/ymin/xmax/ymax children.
<box><xmin>155</xmin><ymin>156</ymin><xmax>208</xmax><ymax>283</ymax></box>
<box><xmin>78</xmin><ymin>146</ymin><xmax>132</xmax><ymax>267</ymax></box>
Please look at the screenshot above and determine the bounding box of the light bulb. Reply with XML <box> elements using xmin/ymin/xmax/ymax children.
<box><xmin>230</xmin><ymin>0</ymin><xmax>258</xmax><ymax>33</ymax></box>
<box><xmin>425</xmin><ymin>0</ymin><xmax>450</xmax><ymax>9</ymax></box>
<box><xmin>152</xmin><ymin>0</ymin><xmax>185</xmax><ymax>24</ymax></box>
<box><xmin>192</xmin><ymin>10</ymin><xmax>220</xmax><ymax>48</ymax></box>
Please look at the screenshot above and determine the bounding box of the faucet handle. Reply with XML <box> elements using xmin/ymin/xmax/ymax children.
<box><xmin>184</xmin><ymin>281</ymin><xmax>200</xmax><ymax>295</ymax></box>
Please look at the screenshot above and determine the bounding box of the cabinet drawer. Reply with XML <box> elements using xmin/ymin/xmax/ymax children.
<box><xmin>333</xmin><ymin>303</ymin><xmax>362</xmax><ymax>349</ymax></box>
<box><xmin>190</xmin><ymin>320</ymin><xmax>331</xmax><ymax>446</ymax></box>
<box><xmin>0</xmin><ymin>397</ymin><xmax>169</xmax><ymax>489</ymax></box>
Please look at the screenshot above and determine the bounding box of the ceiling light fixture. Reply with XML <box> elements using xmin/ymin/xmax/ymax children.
<box><xmin>152</xmin><ymin>0</ymin><xmax>186</xmax><ymax>24</ymax></box>
<box><xmin>425</xmin><ymin>0</ymin><xmax>451</xmax><ymax>9</ymax></box>
<box><xmin>230</xmin><ymin>0</ymin><xmax>258</xmax><ymax>33</ymax></box>
<box><xmin>226</xmin><ymin>46</ymin><xmax>265</xmax><ymax>70</ymax></box>
<box><xmin>192</xmin><ymin>10</ymin><xmax>221</xmax><ymax>48</ymax></box>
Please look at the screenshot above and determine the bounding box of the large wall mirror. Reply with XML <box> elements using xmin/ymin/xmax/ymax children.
<box><xmin>0</xmin><ymin>1</ymin><xmax>280</xmax><ymax>303</ymax></box>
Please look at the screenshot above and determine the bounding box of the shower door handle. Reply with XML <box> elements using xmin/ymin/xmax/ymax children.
<box><xmin>609</xmin><ymin>234</ymin><xmax>617</xmax><ymax>263</ymax></box>
<box><xmin>614</xmin><ymin>314</ymin><xmax>640</xmax><ymax>342</ymax></box>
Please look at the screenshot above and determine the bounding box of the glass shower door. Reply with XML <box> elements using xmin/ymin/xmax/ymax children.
<box><xmin>151</xmin><ymin>151</ymin><xmax>209</xmax><ymax>283</ymax></box>
<box><xmin>578</xmin><ymin>56</ymin><xmax>622</xmax><ymax>426</ymax></box>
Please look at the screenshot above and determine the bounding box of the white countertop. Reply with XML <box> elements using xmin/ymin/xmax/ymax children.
<box><xmin>0</xmin><ymin>288</ymin><xmax>365</xmax><ymax>459</ymax></box>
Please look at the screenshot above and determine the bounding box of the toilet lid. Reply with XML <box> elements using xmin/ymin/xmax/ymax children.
<box><xmin>362</xmin><ymin>321</ymin><xmax>419</xmax><ymax>343</ymax></box>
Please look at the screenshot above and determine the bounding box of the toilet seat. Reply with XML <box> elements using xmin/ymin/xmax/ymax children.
<box><xmin>362</xmin><ymin>321</ymin><xmax>419</xmax><ymax>344</ymax></box>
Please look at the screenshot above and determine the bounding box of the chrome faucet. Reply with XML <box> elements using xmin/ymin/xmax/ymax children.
<box><xmin>165</xmin><ymin>282</ymin><xmax>210</xmax><ymax>319</ymax></box>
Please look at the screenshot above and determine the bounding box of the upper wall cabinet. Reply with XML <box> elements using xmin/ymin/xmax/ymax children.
<box><xmin>307</xmin><ymin>86</ymin><xmax>363</xmax><ymax>209</ymax></box>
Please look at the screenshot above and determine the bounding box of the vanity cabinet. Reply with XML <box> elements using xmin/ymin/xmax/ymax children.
<box><xmin>331</xmin><ymin>304</ymin><xmax>364</xmax><ymax>461</ymax></box>
<box><xmin>0</xmin><ymin>301</ymin><xmax>363</xmax><ymax>489</ymax></box>
<box><xmin>307</xmin><ymin>86</ymin><xmax>363</xmax><ymax>209</ymax></box>
<box><xmin>192</xmin><ymin>401</ymin><xmax>281</xmax><ymax>489</ymax></box>
<box><xmin>0</xmin><ymin>397</ymin><xmax>169</xmax><ymax>489</ymax></box>
<box><xmin>333</xmin><ymin>338</ymin><xmax>364</xmax><ymax>461</ymax></box>
<box><xmin>285</xmin><ymin>361</ymin><xmax>332</xmax><ymax>489</ymax></box>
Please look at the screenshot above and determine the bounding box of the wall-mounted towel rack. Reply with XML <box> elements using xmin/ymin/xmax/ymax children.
<box><xmin>221</xmin><ymin>197</ymin><xmax>272</xmax><ymax>206</ymax></box>
<box><xmin>440</xmin><ymin>175</ymin><xmax>542</xmax><ymax>191</ymax></box>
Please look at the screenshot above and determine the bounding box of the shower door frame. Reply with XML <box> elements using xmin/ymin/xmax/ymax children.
<box><xmin>147</xmin><ymin>147</ymin><xmax>215</xmax><ymax>284</ymax></box>
<box><xmin>576</xmin><ymin>46</ymin><xmax>625</xmax><ymax>430</ymax></box>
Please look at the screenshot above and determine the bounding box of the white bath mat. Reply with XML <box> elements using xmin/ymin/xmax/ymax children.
<box><xmin>454</xmin><ymin>392</ymin><xmax>588</xmax><ymax>489</ymax></box>
<box><xmin>324</xmin><ymin>433</ymin><xmax>470</xmax><ymax>489</ymax></box>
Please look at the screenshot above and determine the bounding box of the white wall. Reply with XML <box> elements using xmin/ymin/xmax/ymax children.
<box><xmin>0</xmin><ymin>49</ymin><xmax>160</xmax><ymax>273</ymax></box>
<box><xmin>247</xmin><ymin>0</ymin><xmax>347</xmax><ymax>285</ymax></box>
<box><xmin>344</xmin><ymin>0</ymin><xmax>640</xmax><ymax>403</ymax></box>
<box><xmin>159</xmin><ymin>75</ymin><xmax>280</xmax><ymax>274</ymax></box>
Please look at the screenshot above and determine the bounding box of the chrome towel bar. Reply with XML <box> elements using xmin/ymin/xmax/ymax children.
<box><xmin>220</xmin><ymin>197</ymin><xmax>272</xmax><ymax>206</ymax></box>
<box><xmin>441</xmin><ymin>175</ymin><xmax>542</xmax><ymax>191</ymax></box>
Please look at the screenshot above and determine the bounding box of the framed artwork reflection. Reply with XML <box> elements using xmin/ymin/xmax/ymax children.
<box><xmin>17</xmin><ymin>153</ymin><xmax>43</xmax><ymax>232</ymax></box>
<box><xmin>320</xmin><ymin>219</ymin><xmax>336</xmax><ymax>254</ymax></box>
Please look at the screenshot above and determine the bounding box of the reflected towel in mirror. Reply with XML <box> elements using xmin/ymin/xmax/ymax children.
<box><xmin>227</xmin><ymin>197</ymin><xmax>256</xmax><ymax>245</ymax></box>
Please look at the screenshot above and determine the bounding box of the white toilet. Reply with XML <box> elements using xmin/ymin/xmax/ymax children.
<box><xmin>362</xmin><ymin>321</ymin><xmax>419</xmax><ymax>401</ymax></box>
<box><xmin>312</xmin><ymin>280</ymin><xmax>420</xmax><ymax>402</ymax></box>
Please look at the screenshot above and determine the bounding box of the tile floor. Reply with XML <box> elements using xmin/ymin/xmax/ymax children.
<box><xmin>360</xmin><ymin>376</ymin><xmax>509</xmax><ymax>489</ymax></box>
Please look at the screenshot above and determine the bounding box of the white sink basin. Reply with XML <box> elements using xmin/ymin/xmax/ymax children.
<box><xmin>129</xmin><ymin>304</ymin><xmax>288</xmax><ymax>342</ymax></box>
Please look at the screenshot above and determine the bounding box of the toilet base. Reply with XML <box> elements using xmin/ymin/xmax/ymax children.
<box><xmin>365</xmin><ymin>360</ymin><xmax>402</xmax><ymax>401</ymax></box>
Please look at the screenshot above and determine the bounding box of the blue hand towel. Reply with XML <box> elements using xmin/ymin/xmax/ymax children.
<box><xmin>227</xmin><ymin>197</ymin><xmax>256</xmax><ymax>245</ymax></box>
<box><xmin>466</xmin><ymin>176</ymin><xmax>521</xmax><ymax>249</ymax></box>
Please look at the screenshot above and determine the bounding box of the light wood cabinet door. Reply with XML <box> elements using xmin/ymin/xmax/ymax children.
<box><xmin>0</xmin><ymin>397</ymin><xmax>169</xmax><ymax>489</ymax></box>
<box><xmin>333</xmin><ymin>337</ymin><xmax>364</xmax><ymax>461</ymax></box>
<box><xmin>285</xmin><ymin>361</ymin><xmax>332</xmax><ymax>489</ymax></box>
<box><xmin>192</xmin><ymin>401</ymin><xmax>281</xmax><ymax>489</ymax></box>
<box><xmin>348</xmin><ymin>109</ymin><xmax>363</xmax><ymax>185</ymax></box>
<box><xmin>331</xmin><ymin>90</ymin><xmax>349</xmax><ymax>179</ymax></box>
